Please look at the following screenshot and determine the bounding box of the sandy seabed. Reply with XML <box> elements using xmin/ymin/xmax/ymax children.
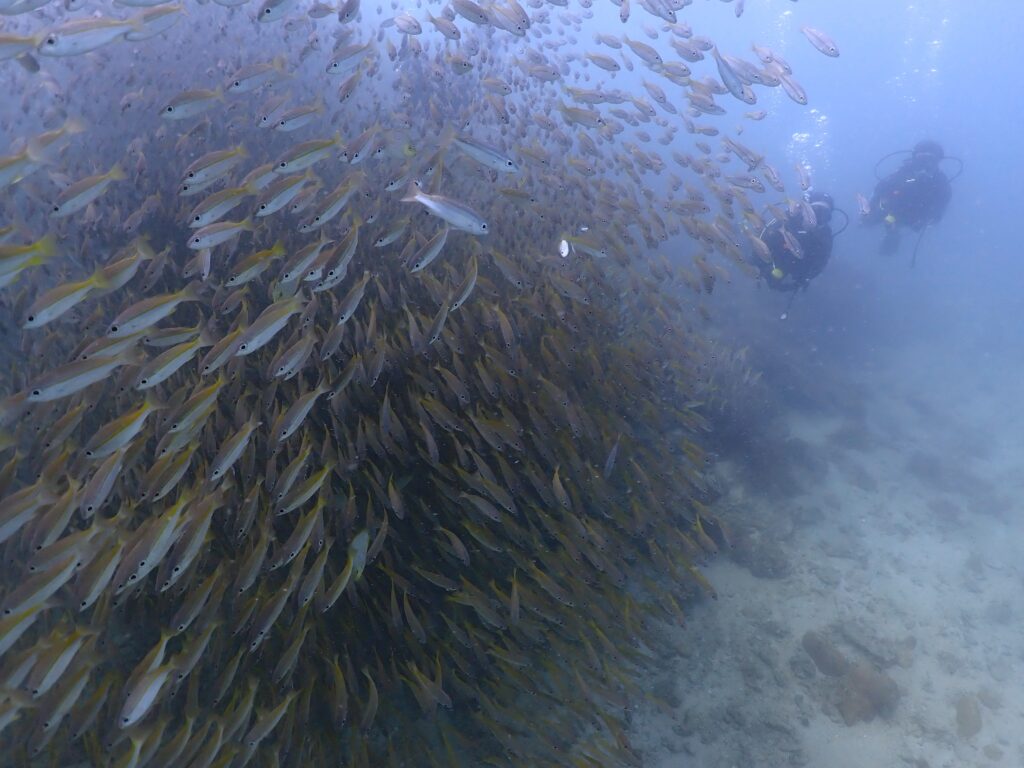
<box><xmin>630</xmin><ymin>339</ymin><xmax>1024</xmax><ymax>768</ymax></box>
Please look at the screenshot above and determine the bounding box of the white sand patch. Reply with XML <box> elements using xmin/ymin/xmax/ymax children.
<box><xmin>631</xmin><ymin>342</ymin><xmax>1024</xmax><ymax>767</ymax></box>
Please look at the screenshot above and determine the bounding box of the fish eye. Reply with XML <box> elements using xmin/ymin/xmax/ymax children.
<box><xmin>52</xmin><ymin>205</ymin><xmax>60</xmax><ymax>212</ymax></box>
<box><xmin>233</xmin><ymin>81</ymin><xmax>241</xmax><ymax>88</ymax></box>
<box><xmin>45</xmin><ymin>36</ymin><xmax>56</xmax><ymax>45</ymax></box>
<box><xmin>165</xmin><ymin>105</ymin><xmax>174</xmax><ymax>113</ymax></box>
<box><xmin>263</xmin><ymin>6</ymin><xmax>271</xmax><ymax>12</ymax></box>
<box><xmin>110</xmin><ymin>325</ymin><xmax>119</xmax><ymax>333</ymax></box>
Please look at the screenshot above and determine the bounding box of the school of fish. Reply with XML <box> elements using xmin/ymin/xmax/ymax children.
<box><xmin>0</xmin><ymin>0</ymin><xmax>838</xmax><ymax>764</ymax></box>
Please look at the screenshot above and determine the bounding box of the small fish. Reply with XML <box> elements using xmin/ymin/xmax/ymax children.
<box><xmin>258</xmin><ymin>0</ymin><xmax>299</xmax><ymax>23</ymax></box>
<box><xmin>585</xmin><ymin>52</ymin><xmax>620</xmax><ymax>72</ymax></box>
<box><xmin>408</xmin><ymin>227</ymin><xmax>449</xmax><ymax>273</ymax></box>
<box><xmin>300</xmin><ymin>174</ymin><xmax>363</xmax><ymax>231</ymax></box>
<box><xmin>451</xmin><ymin>0</ymin><xmax>490</xmax><ymax>25</ymax></box>
<box><xmin>402</xmin><ymin>183</ymin><xmax>488</xmax><ymax>235</ymax></box>
<box><xmin>779</xmin><ymin>71</ymin><xmax>808</xmax><ymax>105</ymax></box>
<box><xmin>712</xmin><ymin>46</ymin><xmax>756</xmax><ymax>105</ymax></box>
<box><xmin>23</xmin><ymin>267</ymin><xmax>109</xmax><ymax>328</ymax></box>
<box><xmin>119</xmin><ymin>662</ymin><xmax>175</xmax><ymax>728</ymax></box>
<box><xmin>801</xmin><ymin>25</ymin><xmax>839</xmax><ymax>57</ymax></box>
<box><xmin>84</xmin><ymin>393</ymin><xmax>163</xmax><ymax>458</ymax></box>
<box><xmin>449</xmin><ymin>254</ymin><xmax>478</xmax><ymax>311</ymax></box>
<box><xmin>393</xmin><ymin>12</ymin><xmax>421</xmax><ymax>35</ymax></box>
<box><xmin>427</xmin><ymin>12</ymin><xmax>460</xmax><ymax>40</ymax></box>
<box><xmin>27</xmin><ymin>352</ymin><xmax>138</xmax><ymax>402</ymax></box>
<box><xmin>209</xmin><ymin>414</ymin><xmax>262</xmax><ymax>482</ymax></box>
<box><xmin>107</xmin><ymin>283</ymin><xmax>201</xmax><ymax>337</ymax></box>
<box><xmin>37</xmin><ymin>18</ymin><xmax>138</xmax><ymax>57</ymax></box>
<box><xmin>273</xmin><ymin>134</ymin><xmax>342</xmax><ymax>174</ymax></box>
<box><xmin>188</xmin><ymin>185</ymin><xmax>254</xmax><ymax>229</ymax></box>
<box><xmin>452</xmin><ymin>134</ymin><xmax>519</xmax><ymax>174</ymax></box>
<box><xmin>162</xmin><ymin>88</ymin><xmax>222</xmax><ymax>120</ymax></box>
<box><xmin>226</xmin><ymin>56</ymin><xmax>287</xmax><ymax>93</ymax></box>
<box><xmin>271</xmin><ymin>379</ymin><xmax>330</xmax><ymax>443</ymax></box>
<box><xmin>235</xmin><ymin>295</ymin><xmax>304</xmax><ymax>357</ymax></box>
<box><xmin>135</xmin><ymin>329</ymin><xmax>213</xmax><ymax>389</ymax></box>
<box><xmin>51</xmin><ymin>164</ymin><xmax>126</xmax><ymax>218</ymax></box>
<box><xmin>188</xmin><ymin>218</ymin><xmax>255</xmax><ymax>250</ymax></box>
<box><xmin>182</xmin><ymin>146</ymin><xmax>248</xmax><ymax>187</ymax></box>
<box><xmin>274</xmin><ymin>98</ymin><xmax>326</xmax><ymax>132</ymax></box>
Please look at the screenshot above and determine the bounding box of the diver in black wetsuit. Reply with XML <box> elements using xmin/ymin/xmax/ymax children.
<box><xmin>759</xmin><ymin>191</ymin><xmax>838</xmax><ymax>292</ymax></box>
<box><xmin>862</xmin><ymin>139</ymin><xmax>953</xmax><ymax>256</ymax></box>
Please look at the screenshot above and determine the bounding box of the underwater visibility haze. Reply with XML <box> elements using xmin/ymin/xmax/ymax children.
<box><xmin>0</xmin><ymin>0</ymin><xmax>1022</xmax><ymax>766</ymax></box>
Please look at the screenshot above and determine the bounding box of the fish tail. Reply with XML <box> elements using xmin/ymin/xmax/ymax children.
<box><xmin>400</xmin><ymin>181</ymin><xmax>422</xmax><ymax>203</ymax></box>
<box><xmin>438</xmin><ymin>124</ymin><xmax>457</xmax><ymax>150</ymax></box>
<box><xmin>63</xmin><ymin>116</ymin><xmax>87</xmax><ymax>135</ymax></box>
<box><xmin>198</xmin><ymin>323</ymin><xmax>216</xmax><ymax>347</ymax></box>
<box><xmin>25</xmin><ymin>139</ymin><xmax>46</xmax><ymax>164</ymax></box>
<box><xmin>182</xmin><ymin>280</ymin><xmax>204</xmax><ymax>300</ymax></box>
<box><xmin>133</xmin><ymin>235</ymin><xmax>156</xmax><ymax>261</ymax></box>
<box><xmin>33</xmin><ymin>234</ymin><xmax>58</xmax><ymax>262</ymax></box>
<box><xmin>89</xmin><ymin>264</ymin><xmax>113</xmax><ymax>291</ymax></box>
<box><xmin>144</xmin><ymin>389</ymin><xmax>167</xmax><ymax>412</ymax></box>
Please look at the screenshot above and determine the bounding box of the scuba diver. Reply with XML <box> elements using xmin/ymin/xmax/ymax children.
<box><xmin>861</xmin><ymin>140</ymin><xmax>958</xmax><ymax>258</ymax></box>
<box><xmin>758</xmin><ymin>190</ymin><xmax>845</xmax><ymax>295</ymax></box>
